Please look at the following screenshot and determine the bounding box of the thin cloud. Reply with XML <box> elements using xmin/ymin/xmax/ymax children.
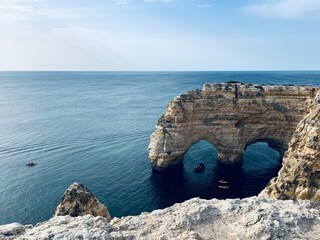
<box><xmin>244</xmin><ymin>0</ymin><xmax>320</xmax><ymax>19</ymax></box>
<box><xmin>113</xmin><ymin>0</ymin><xmax>129</xmax><ymax>5</ymax></box>
<box><xmin>197</xmin><ymin>4</ymin><xmax>213</xmax><ymax>8</ymax></box>
<box><xmin>0</xmin><ymin>0</ymin><xmax>44</xmax><ymax>19</ymax></box>
<box><xmin>113</xmin><ymin>0</ymin><xmax>172</xmax><ymax>5</ymax></box>
<box><xmin>144</xmin><ymin>0</ymin><xmax>172</xmax><ymax>2</ymax></box>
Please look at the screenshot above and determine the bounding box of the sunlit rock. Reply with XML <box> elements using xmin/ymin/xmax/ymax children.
<box><xmin>260</xmin><ymin>105</ymin><xmax>320</xmax><ymax>200</ymax></box>
<box><xmin>0</xmin><ymin>223</ymin><xmax>26</xmax><ymax>238</ymax></box>
<box><xmin>7</xmin><ymin>197</ymin><xmax>320</xmax><ymax>240</ymax></box>
<box><xmin>149</xmin><ymin>82</ymin><xmax>318</xmax><ymax>171</ymax></box>
<box><xmin>54</xmin><ymin>182</ymin><xmax>111</xmax><ymax>221</ymax></box>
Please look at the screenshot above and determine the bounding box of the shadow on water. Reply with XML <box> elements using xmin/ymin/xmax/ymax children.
<box><xmin>149</xmin><ymin>165</ymin><xmax>187</xmax><ymax>209</ymax></box>
<box><xmin>149</xmin><ymin>141</ymin><xmax>281</xmax><ymax>209</ymax></box>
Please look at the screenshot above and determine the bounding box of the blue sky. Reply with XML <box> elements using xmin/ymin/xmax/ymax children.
<box><xmin>0</xmin><ymin>0</ymin><xmax>319</xmax><ymax>70</ymax></box>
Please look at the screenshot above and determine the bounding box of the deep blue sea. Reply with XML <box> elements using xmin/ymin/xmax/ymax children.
<box><xmin>0</xmin><ymin>71</ymin><xmax>319</xmax><ymax>225</ymax></box>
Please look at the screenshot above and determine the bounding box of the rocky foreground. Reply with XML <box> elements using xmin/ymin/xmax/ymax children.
<box><xmin>1</xmin><ymin>197</ymin><xmax>319</xmax><ymax>240</ymax></box>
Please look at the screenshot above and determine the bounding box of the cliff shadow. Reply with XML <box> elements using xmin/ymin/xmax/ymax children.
<box><xmin>149</xmin><ymin>140</ymin><xmax>282</xmax><ymax>208</ymax></box>
<box><xmin>149</xmin><ymin>141</ymin><xmax>222</xmax><ymax>208</ymax></box>
<box><xmin>149</xmin><ymin>165</ymin><xmax>187</xmax><ymax>209</ymax></box>
<box><xmin>240</xmin><ymin>141</ymin><xmax>282</xmax><ymax>197</ymax></box>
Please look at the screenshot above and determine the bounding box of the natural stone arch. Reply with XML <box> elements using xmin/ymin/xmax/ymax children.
<box><xmin>244</xmin><ymin>138</ymin><xmax>286</xmax><ymax>158</ymax></box>
<box><xmin>149</xmin><ymin>82</ymin><xmax>318</xmax><ymax>171</ymax></box>
<box><xmin>183</xmin><ymin>140</ymin><xmax>218</xmax><ymax>162</ymax></box>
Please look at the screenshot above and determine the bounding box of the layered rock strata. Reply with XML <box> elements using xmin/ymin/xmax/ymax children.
<box><xmin>2</xmin><ymin>197</ymin><xmax>319</xmax><ymax>240</ymax></box>
<box><xmin>54</xmin><ymin>182</ymin><xmax>111</xmax><ymax>221</ymax></box>
<box><xmin>260</xmin><ymin>102</ymin><xmax>320</xmax><ymax>200</ymax></box>
<box><xmin>149</xmin><ymin>82</ymin><xmax>318</xmax><ymax>170</ymax></box>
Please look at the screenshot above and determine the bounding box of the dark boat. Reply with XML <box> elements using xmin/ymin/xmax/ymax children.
<box><xmin>194</xmin><ymin>162</ymin><xmax>205</xmax><ymax>172</ymax></box>
<box><xmin>25</xmin><ymin>162</ymin><xmax>37</xmax><ymax>167</ymax></box>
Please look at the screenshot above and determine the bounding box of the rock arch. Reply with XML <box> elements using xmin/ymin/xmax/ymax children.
<box><xmin>183</xmin><ymin>140</ymin><xmax>218</xmax><ymax>162</ymax></box>
<box><xmin>244</xmin><ymin>138</ymin><xmax>286</xmax><ymax>157</ymax></box>
<box><xmin>148</xmin><ymin>82</ymin><xmax>318</xmax><ymax>171</ymax></box>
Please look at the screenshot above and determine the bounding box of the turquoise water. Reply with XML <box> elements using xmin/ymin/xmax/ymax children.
<box><xmin>0</xmin><ymin>71</ymin><xmax>319</xmax><ymax>225</ymax></box>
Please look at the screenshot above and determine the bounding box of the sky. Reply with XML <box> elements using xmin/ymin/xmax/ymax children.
<box><xmin>0</xmin><ymin>0</ymin><xmax>319</xmax><ymax>71</ymax></box>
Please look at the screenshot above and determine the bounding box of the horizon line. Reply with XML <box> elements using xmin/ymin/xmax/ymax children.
<box><xmin>1</xmin><ymin>70</ymin><xmax>320</xmax><ymax>72</ymax></box>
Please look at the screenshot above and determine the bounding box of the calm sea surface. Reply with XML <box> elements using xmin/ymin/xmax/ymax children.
<box><xmin>0</xmin><ymin>71</ymin><xmax>319</xmax><ymax>225</ymax></box>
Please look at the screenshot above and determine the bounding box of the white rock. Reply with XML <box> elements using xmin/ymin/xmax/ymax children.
<box><xmin>1</xmin><ymin>197</ymin><xmax>319</xmax><ymax>240</ymax></box>
<box><xmin>0</xmin><ymin>223</ymin><xmax>24</xmax><ymax>236</ymax></box>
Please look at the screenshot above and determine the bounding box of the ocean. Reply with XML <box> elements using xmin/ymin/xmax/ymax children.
<box><xmin>0</xmin><ymin>71</ymin><xmax>319</xmax><ymax>225</ymax></box>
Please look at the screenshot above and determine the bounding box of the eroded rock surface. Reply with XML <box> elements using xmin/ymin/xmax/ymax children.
<box><xmin>4</xmin><ymin>197</ymin><xmax>320</xmax><ymax>240</ymax></box>
<box><xmin>54</xmin><ymin>182</ymin><xmax>111</xmax><ymax>221</ymax></box>
<box><xmin>15</xmin><ymin>215</ymin><xmax>112</xmax><ymax>240</ymax></box>
<box><xmin>149</xmin><ymin>82</ymin><xmax>318</xmax><ymax>170</ymax></box>
<box><xmin>0</xmin><ymin>223</ymin><xmax>30</xmax><ymax>240</ymax></box>
<box><xmin>260</xmin><ymin>105</ymin><xmax>320</xmax><ymax>200</ymax></box>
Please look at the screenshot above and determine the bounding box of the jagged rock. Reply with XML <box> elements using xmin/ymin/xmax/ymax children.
<box><xmin>15</xmin><ymin>215</ymin><xmax>112</xmax><ymax>240</ymax></box>
<box><xmin>4</xmin><ymin>197</ymin><xmax>320</xmax><ymax>240</ymax></box>
<box><xmin>260</xmin><ymin>105</ymin><xmax>320</xmax><ymax>200</ymax></box>
<box><xmin>149</xmin><ymin>82</ymin><xmax>318</xmax><ymax>170</ymax></box>
<box><xmin>54</xmin><ymin>182</ymin><xmax>111</xmax><ymax>221</ymax></box>
<box><xmin>0</xmin><ymin>223</ymin><xmax>25</xmax><ymax>239</ymax></box>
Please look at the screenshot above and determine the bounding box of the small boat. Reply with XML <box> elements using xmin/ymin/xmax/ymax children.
<box><xmin>194</xmin><ymin>163</ymin><xmax>205</xmax><ymax>172</ymax></box>
<box><xmin>218</xmin><ymin>179</ymin><xmax>228</xmax><ymax>184</ymax></box>
<box><xmin>25</xmin><ymin>162</ymin><xmax>37</xmax><ymax>167</ymax></box>
<box><xmin>217</xmin><ymin>185</ymin><xmax>229</xmax><ymax>189</ymax></box>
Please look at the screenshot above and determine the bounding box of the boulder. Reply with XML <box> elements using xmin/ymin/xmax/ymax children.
<box><xmin>54</xmin><ymin>182</ymin><xmax>111</xmax><ymax>221</ymax></box>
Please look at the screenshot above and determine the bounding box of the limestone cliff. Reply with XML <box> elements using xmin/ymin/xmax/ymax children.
<box><xmin>149</xmin><ymin>82</ymin><xmax>318</xmax><ymax>171</ymax></box>
<box><xmin>1</xmin><ymin>197</ymin><xmax>319</xmax><ymax>240</ymax></box>
<box><xmin>54</xmin><ymin>182</ymin><xmax>111</xmax><ymax>221</ymax></box>
<box><xmin>260</xmin><ymin>105</ymin><xmax>320</xmax><ymax>200</ymax></box>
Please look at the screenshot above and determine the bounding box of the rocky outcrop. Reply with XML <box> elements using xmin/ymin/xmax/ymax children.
<box><xmin>2</xmin><ymin>197</ymin><xmax>320</xmax><ymax>240</ymax></box>
<box><xmin>260</xmin><ymin>105</ymin><xmax>320</xmax><ymax>200</ymax></box>
<box><xmin>149</xmin><ymin>82</ymin><xmax>318</xmax><ymax>171</ymax></box>
<box><xmin>0</xmin><ymin>223</ymin><xmax>31</xmax><ymax>239</ymax></box>
<box><xmin>54</xmin><ymin>182</ymin><xmax>111</xmax><ymax>221</ymax></box>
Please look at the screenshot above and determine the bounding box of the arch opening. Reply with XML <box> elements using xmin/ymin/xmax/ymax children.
<box><xmin>149</xmin><ymin>140</ymin><xmax>220</xmax><ymax>208</ymax></box>
<box><xmin>150</xmin><ymin>139</ymin><xmax>284</xmax><ymax>208</ymax></box>
<box><xmin>183</xmin><ymin>140</ymin><xmax>218</xmax><ymax>171</ymax></box>
<box><xmin>244</xmin><ymin>138</ymin><xmax>286</xmax><ymax>158</ymax></box>
<box><xmin>241</xmin><ymin>140</ymin><xmax>282</xmax><ymax>197</ymax></box>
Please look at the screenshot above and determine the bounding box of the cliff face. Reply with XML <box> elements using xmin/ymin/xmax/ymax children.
<box><xmin>260</xmin><ymin>103</ymin><xmax>320</xmax><ymax>200</ymax></box>
<box><xmin>54</xmin><ymin>182</ymin><xmax>111</xmax><ymax>221</ymax></box>
<box><xmin>2</xmin><ymin>197</ymin><xmax>319</xmax><ymax>240</ymax></box>
<box><xmin>149</xmin><ymin>83</ymin><xmax>317</xmax><ymax>171</ymax></box>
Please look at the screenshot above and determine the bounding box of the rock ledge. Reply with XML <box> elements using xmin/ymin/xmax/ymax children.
<box><xmin>1</xmin><ymin>197</ymin><xmax>319</xmax><ymax>240</ymax></box>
